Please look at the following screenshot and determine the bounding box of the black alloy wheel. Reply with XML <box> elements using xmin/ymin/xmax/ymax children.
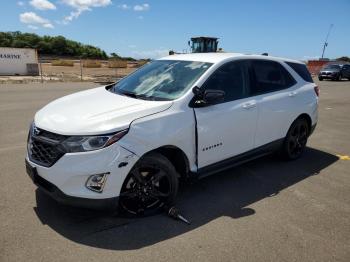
<box><xmin>282</xmin><ymin>118</ymin><xmax>309</xmax><ymax>160</ymax></box>
<box><xmin>119</xmin><ymin>153</ymin><xmax>178</xmax><ymax>216</ymax></box>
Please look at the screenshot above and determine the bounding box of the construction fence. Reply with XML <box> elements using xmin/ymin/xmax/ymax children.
<box><xmin>37</xmin><ymin>59</ymin><xmax>147</xmax><ymax>83</ymax></box>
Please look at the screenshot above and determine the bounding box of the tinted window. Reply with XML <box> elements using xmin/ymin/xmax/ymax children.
<box><xmin>250</xmin><ymin>60</ymin><xmax>296</xmax><ymax>95</ymax></box>
<box><xmin>286</xmin><ymin>62</ymin><xmax>313</xmax><ymax>83</ymax></box>
<box><xmin>202</xmin><ymin>61</ymin><xmax>247</xmax><ymax>102</ymax></box>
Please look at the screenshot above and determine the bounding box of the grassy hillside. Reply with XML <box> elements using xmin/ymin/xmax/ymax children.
<box><xmin>0</xmin><ymin>31</ymin><xmax>109</xmax><ymax>59</ymax></box>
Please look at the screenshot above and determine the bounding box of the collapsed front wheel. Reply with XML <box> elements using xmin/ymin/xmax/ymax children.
<box><xmin>281</xmin><ymin>118</ymin><xmax>309</xmax><ymax>160</ymax></box>
<box><xmin>119</xmin><ymin>152</ymin><xmax>178</xmax><ymax>216</ymax></box>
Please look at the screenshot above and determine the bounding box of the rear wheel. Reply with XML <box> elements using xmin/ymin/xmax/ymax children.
<box><xmin>281</xmin><ymin>118</ymin><xmax>309</xmax><ymax>160</ymax></box>
<box><xmin>119</xmin><ymin>152</ymin><xmax>178</xmax><ymax>216</ymax></box>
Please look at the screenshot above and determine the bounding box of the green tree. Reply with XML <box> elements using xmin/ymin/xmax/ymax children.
<box><xmin>0</xmin><ymin>31</ymin><xmax>115</xmax><ymax>59</ymax></box>
<box><xmin>336</xmin><ymin>56</ymin><xmax>350</xmax><ymax>63</ymax></box>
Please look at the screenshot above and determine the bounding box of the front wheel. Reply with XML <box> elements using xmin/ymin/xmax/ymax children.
<box><xmin>318</xmin><ymin>77</ymin><xmax>323</xmax><ymax>81</ymax></box>
<box><xmin>281</xmin><ymin>118</ymin><xmax>309</xmax><ymax>160</ymax></box>
<box><xmin>119</xmin><ymin>152</ymin><xmax>179</xmax><ymax>216</ymax></box>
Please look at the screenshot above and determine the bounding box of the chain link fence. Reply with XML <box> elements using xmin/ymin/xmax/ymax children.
<box><xmin>0</xmin><ymin>59</ymin><xmax>144</xmax><ymax>84</ymax></box>
<box><xmin>39</xmin><ymin>59</ymin><xmax>140</xmax><ymax>83</ymax></box>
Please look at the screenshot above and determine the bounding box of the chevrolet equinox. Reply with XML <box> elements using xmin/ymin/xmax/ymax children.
<box><xmin>26</xmin><ymin>53</ymin><xmax>319</xmax><ymax>215</ymax></box>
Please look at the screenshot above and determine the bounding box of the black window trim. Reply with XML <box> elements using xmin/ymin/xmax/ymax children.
<box><xmin>285</xmin><ymin>61</ymin><xmax>313</xmax><ymax>83</ymax></box>
<box><xmin>247</xmin><ymin>59</ymin><xmax>297</xmax><ymax>96</ymax></box>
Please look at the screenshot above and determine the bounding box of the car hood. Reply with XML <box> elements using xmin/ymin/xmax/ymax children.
<box><xmin>320</xmin><ymin>69</ymin><xmax>340</xmax><ymax>73</ymax></box>
<box><xmin>34</xmin><ymin>86</ymin><xmax>173</xmax><ymax>135</ymax></box>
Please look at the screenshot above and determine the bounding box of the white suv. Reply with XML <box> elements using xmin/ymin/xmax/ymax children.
<box><xmin>26</xmin><ymin>53</ymin><xmax>318</xmax><ymax>215</ymax></box>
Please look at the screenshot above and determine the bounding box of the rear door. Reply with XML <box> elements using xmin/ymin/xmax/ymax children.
<box><xmin>194</xmin><ymin>60</ymin><xmax>258</xmax><ymax>168</ymax></box>
<box><xmin>249</xmin><ymin>60</ymin><xmax>298</xmax><ymax>148</ymax></box>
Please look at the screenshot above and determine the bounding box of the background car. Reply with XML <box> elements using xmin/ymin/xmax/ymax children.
<box><xmin>318</xmin><ymin>63</ymin><xmax>350</xmax><ymax>81</ymax></box>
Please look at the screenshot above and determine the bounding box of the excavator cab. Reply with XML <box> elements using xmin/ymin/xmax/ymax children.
<box><xmin>190</xmin><ymin>37</ymin><xmax>219</xmax><ymax>53</ymax></box>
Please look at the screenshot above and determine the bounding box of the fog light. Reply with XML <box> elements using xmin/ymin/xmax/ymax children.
<box><xmin>85</xmin><ymin>173</ymin><xmax>109</xmax><ymax>193</ymax></box>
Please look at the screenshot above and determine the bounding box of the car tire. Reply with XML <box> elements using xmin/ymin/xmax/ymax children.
<box><xmin>318</xmin><ymin>77</ymin><xmax>323</xmax><ymax>81</ymax></box>
<box><xmin>119</xmin><ymin>152</ymin><xmax>179</xmax><ymax>216</ymax></box>
<box><xmin>281</xmin><ymin>118</ymin><xmax>309</xmax><ymax>160</ymax></box>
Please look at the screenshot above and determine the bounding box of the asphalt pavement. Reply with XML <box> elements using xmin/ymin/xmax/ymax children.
<box><xmin>0</xmin><ymin>80</ymin><xmax>349</xmax><ymax>262</ymax></box>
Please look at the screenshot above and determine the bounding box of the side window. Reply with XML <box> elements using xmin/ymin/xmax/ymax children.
<box><xmin>250</xmin><ymin>60</ymin><xmax>296</xmax><ymax>95</ymax></box>
<box><xmin>286</xmin><ymin>62</ymin><xmax>313</xmax><ymax>83</ymax></box>
<box><xmin>202</xmin><ymin>61</ymin><xmax>247</xmax><ymax>103</ymax></box>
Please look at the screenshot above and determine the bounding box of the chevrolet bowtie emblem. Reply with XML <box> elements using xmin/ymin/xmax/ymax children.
<box><xmin>33</xmin><ymin>126</ymin><xmax>40</xmax><ymax>136</ymax></box>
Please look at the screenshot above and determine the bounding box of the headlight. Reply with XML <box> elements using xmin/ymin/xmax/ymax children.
<box><xmin>61</xmin><ymin>129</ymin><xmax>128</xmax><ymax>153</ymax></box>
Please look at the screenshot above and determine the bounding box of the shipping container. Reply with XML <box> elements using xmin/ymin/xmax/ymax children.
<box><xmin>0</xmin><ymin>47</ymin><xmax>39</xmax><ymax>76</ymax></box>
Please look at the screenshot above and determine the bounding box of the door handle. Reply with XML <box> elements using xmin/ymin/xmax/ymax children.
<box><xmin>242</xmin><ymin>102</ymin><xmax>256</xmax><ymax>109</ymax></box>
<box><xmin>288</xmin><ymin>91</ymin><xmax>297</xmax><ymax>97</ymax></box>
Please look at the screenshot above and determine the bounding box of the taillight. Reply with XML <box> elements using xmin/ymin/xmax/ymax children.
<box><xmin>314</xmin><ymin>85</ymin><xmax>319</xmax><ymax>97</ymax></box>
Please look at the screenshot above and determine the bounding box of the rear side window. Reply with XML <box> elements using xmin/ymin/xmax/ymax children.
<box><xmin>286</xmin><ymin>62</ymin><xmax>313</xmax><ymax>83</ymax></box>
<box><xmin>250</xmin><ymin>60</ymin><xmax>296</xmax><ymax>95</ymax></box>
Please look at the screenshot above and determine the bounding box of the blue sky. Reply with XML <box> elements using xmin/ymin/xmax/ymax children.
<box><xmin>1</xmin><ymin>0</ymin><xmax>349</xmax><ymax>60</ymax></box>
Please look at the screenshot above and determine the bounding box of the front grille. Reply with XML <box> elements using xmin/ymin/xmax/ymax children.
<box><xmin>38</xmin><ymin>129</ymin><xmax>67</xmax><ymax>142</ymax></box>
<box><xmin>28</xmin><ymin>127</ymin><xmax>67</xmax><ymax>167</ymax></box>
<box><xmin>321</xmin><ymin>72</ymin><xmax>334</xmax><ymax>76</ymax></box>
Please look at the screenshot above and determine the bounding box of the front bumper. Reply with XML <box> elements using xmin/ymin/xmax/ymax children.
<box><xmin>26</xmin><ymin>158</ymin><xmax>119</xmax><ymax>209</ymax></box>
<box><xmin>26</xmin><ymin>143</ymin><xmax>139</xmax><ymax>209</ymax></box>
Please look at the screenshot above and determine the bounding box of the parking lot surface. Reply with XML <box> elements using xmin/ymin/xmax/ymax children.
<box><xmin>0</xmin><ymin>80</ymin><xmax>349</xmax><ymax>262</ymax></box>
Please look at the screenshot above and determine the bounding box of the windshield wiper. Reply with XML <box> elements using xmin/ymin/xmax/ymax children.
<box><xmin>118</xmin><ymin>91</ymin><xmax>154</xmax><ymax>100</ymax></box>
<box><xmin>118</xmin><ymin>90</ymin><xmax>138</xmax><ymax>98</ymax></box>
<box><xmin>117</xmin><ymin>90</ymin><xmax>171</xmax><ymax>101</ymax></box>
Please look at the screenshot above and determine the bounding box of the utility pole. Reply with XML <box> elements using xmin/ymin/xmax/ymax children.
<box><xmin>39</xmin><ymin>60</ymin><xmax>43</xmax><ymax>84</ymax></box>
<box><xmin>79</xmin><ymin>58</ymin><xmax>83</xmax><ymax>81</ymax></box>
<box><xmin>321</xmin><ymin>24</ymin><xmax>334</xmax><ymax>59</ymax></box>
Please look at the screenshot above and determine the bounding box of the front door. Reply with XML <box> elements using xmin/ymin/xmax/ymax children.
<box><xmin>194</xmin><ymin>60</ymin><xmax>258</xmax><ymax>168</ymax></box>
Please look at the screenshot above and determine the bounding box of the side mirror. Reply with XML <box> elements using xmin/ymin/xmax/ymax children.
<box><xmin>190</xmin><ymin>87</ymin><xmax>225</xmax><ymax>107</ymax></box>
<box><xmin>192</xmin><ymin>86</ymin><xmax>203</xmax><ymax>96</ymax></box>
<box><xmin>203</xmin><ymin>89</ymin><xmax>225</xmax><ymax>105</ymax></box>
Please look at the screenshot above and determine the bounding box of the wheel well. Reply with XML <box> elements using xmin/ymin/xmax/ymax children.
<box><xmin>296</xmin><ymin>113</ymin><xmax>312</xmax><ymax>132</ymax></box>
<box><xmin>150</xmin><ymin>146</ymin><xmax>190</xmax><ymax>179</ymax></box>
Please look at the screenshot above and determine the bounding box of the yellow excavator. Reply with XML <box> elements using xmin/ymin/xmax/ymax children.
<box><xmin>169</xmin><ymin>36</ymin><xmax>221</xmax><ymax>55</ymax></box>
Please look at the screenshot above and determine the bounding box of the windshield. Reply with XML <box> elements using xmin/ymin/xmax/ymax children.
<box><xmin>324</xmin><ymin>64</ymin><xmax>341</xmax><ymax>70</ymax></box>
<box><xmin>110</xmin><ymin>60</ymin><xmax>212</xmax><ymax>101</ymax></box>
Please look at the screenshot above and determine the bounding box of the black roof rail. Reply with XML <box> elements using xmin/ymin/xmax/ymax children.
<box><xmin>261</xmin><ymin>53</ymin><xmax>268</xmax><ymax>56</ymax></box>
